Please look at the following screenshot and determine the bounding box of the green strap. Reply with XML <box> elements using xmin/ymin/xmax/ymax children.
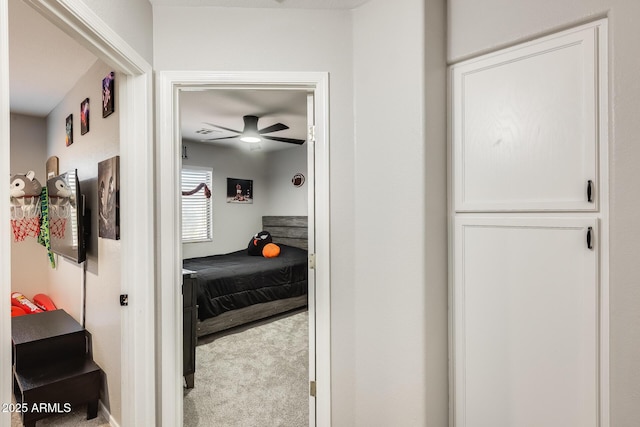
<box><xmin>38</xmin><ymin>187</ymin><xmax>55</xmax><ymax>269</ymax></box>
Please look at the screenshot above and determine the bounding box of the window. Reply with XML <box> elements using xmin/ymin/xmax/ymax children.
<box><xmin>181</xmin><ymin>167</ymin><xmax>213</xmax><ymax>243</ymax></box>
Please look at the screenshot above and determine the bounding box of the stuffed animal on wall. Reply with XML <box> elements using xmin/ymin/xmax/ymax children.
<box><xmin>10</xmin><ymin>171</ymin><xmax>42</xmax><ymax>204</ymax></box>
<box><xmin>49</xmin><ymin>176</ymin><xmax>75</xmax><ymax>205</ymax></box>
<box><xmin>247</xmin><ymin>230</ymin><xmax>273</xmax><ymax>256</ymax></box>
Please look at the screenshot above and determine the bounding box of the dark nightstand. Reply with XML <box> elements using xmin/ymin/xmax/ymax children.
<box><xmin>183</xmin><ymin>269</ymin><xmax>197</xmax><ymax>388</ymax></box>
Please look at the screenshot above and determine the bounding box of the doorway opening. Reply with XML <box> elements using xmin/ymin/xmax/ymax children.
<box><xmin>156</xmin><ymin>71</ymin><xmax>331</xmax><ymax>427</ymax></box>
<box><xmin>1</xmin><ymin>0</ymin><xmax>154</xmax><ymax>426</ymax></box>
<box><xmin>180</xmin><ymin>87</ymin><xmax>310</xmax><ymax>425</ymax></box>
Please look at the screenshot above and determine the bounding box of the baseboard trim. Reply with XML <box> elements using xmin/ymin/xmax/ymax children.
<box><xmin>99</xmin><ymin>400</ymin><xmax>120</xmax><ymax>427</ymax></box>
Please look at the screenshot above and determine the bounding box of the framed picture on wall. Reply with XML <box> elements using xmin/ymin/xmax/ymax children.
<box><xmin>226</xmin><ymin>178</ymin><xmax>253</xmax><ymax>204</ymax></box>
<box><xmin>98</xmin><ymin>156</ymin><xmax>120</xmax><ymax>240</ymax></box>
<box><xmin>102</xmin><ymin>71</ymin><xmax>115</xmax><ymax>118</ymax></box>
<box><xmin>80</xmin><ymin>98</ymin><xmax>90</xmax><ymax>135</ymax></box>
<box><xmin>65</xmin><ymin>114</ymin><xmax>73</xmax><ymax>146</ymax></box>
<box><xmin>46</xmin><ymin>156</ymin><xmax>59</xmax><ymax>180</ymax></box>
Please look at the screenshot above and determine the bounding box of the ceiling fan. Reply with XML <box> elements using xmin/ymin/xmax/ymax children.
<box><xmin>202</xmin><ymin>115</ymin><xmax>306</xmax><ymax>146</ymax></box>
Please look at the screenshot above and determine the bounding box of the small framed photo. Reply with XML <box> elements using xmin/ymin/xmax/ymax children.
<box><xmin>102</xmin><ymin>71</ymin><xmax>115</xmax><ymax>118</ymax></box>
<box><xmin>98</xmin><ymin>155</ymin><xmax>120</xmax><ymax>240</ymax></box>
<box><xmin>65</xmin><ymin>114</ymin><xmax>73</xmax><ymax>146</ymax></box>
<box><xmin>80</xmin><ymin>98</ymin><xmax>90</xmax><ymax>135</ymax></box>
<box><xmin>226</xmin><ymin>178</ymin><xmax>253</xmax><ymax>204</ymax></box>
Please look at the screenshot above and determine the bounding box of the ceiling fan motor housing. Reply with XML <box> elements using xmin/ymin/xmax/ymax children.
<box><xmin>243</xmin><ymin>115</ymin><xmax>259</xmax><ymax>131</ymax></box>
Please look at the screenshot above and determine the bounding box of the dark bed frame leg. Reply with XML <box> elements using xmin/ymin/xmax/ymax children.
<box><xmin>185</xmin><ymin>374</ymin><xmax>194</xmax><ymax>389</ymax></box>
<box><xmin>87</xmin><ymin>400</ymin><xmax>99</xmax><ymax>419</ymax></box>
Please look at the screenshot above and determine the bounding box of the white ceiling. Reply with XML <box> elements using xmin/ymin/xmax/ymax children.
<box><xmin>9</xmin><ymin>0</ymin><xmax>327</xmax><ymax>151</ymax></box>
<box><xmin>149</xmin><ymin>0</ymin><xmax>369</xmax><ymax>9</ymax></box>
<box><xmin>8</xmin><ymin>0</ymin><xmax>97</xmax><ymax>117</ymax></box>
<box><xmin>180</xmin><ymin>89</ymin><xmax>308</xmax><ymax>152</ymax></box>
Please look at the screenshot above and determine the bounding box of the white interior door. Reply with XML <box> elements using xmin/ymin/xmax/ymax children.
<box><xmin>453</xmin><ymin>216</ymin><xmax>599</xmax><ymax>427</ymax></box>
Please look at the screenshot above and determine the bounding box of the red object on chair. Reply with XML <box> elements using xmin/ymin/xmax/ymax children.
<box><xmin>11</xmin><ymin>306</ymin><xmax>27</xmax><ymax>317</ymax></box>
<box><xmin>33</xmin><ymin>294</ymin><xmax>57</xmax><ymax>311</ymax></box>
<box><xmin>11</xmin><ymin>292</ymin><xmax>43</xmax><ymax>314</ymax></box>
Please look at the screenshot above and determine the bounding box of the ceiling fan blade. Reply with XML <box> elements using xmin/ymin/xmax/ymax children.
<box><xmin>203</xmin><ymin>135</ymin><xmax>239</xmax><ymax>141</ymax></box>
<box><xmin>258</xmin><ymin>123</ymin><xmax>289</xmax><ymax>135</ymax></box>
<box><xmin>262</xmin><ymin>135</ymin><xmax>306</xmax><ymax>145</ymax></box>
<box><xmin>202</xmin><ymin>122</ymin><xmax>242</xmax><ymax>134</ymax></box>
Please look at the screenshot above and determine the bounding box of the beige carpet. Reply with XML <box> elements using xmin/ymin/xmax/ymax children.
<box><xmin>10</xmin><ymin>402</ymin><xmax>110</xmax><ymax>427</ymax></box>
<box><xmin>184</xmin><ymin>309</ymin><xmax>309</xmax><ymax>427</ymax></box>
<box><xmin>10</xmin><ymin>309</ymin><xmax>307</xmax><ymax>426</ymax></box>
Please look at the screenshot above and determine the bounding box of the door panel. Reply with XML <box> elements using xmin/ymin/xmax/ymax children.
<box><xmin>453</xmin><ymin>217</ymin><xmax>599</xmax><ymax>427</ymax></box>
<box><xmin>452</xmin><ymin>26</ymin><xmax>600</xmax><ymax>211</ymax></box>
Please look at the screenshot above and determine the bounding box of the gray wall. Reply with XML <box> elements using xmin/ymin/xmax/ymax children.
<box><xmin>80</xmin><ymin>0</ymin><xmax>153</xmax><ymax>64</ymax></box>
<box><xmin>153</xmin><ymin>0</ymin><xmax>449</xmax><ymax>424</ymax></box>
<box><xmin>9</xmin><ymin>62</ymin><xmax>124</xmax><ymax>423</ymax></box>
<box><xmin>181</xmin><ymin>142</ymin><xmax>268</xmax><ymax>258</ymax></box>
<box><xmin>182</xmin><ymin>142</ymin><xmax>308</xmax><ymax>259</ymax></box>
<box><xmin>449</xmin><ymin>0</ymin><xmax>640</xmax><ymax>423</ymax></box>
<box><xmin>9</xmin><ymin>114</ymin><xmax>50</xmax><ymax>298</ymax></box>
<box><xmin>352</xmin><ymin>0</ymin><xmax>448</xmax><ymax>425</ymax></box>
<box><xmin>45</xmin><ymin>59</ymin><xmax>123</xmax><ymax>423</ymax></box>
<box><xmin>153</xmin><ymin>6</ymin><xmax>359</xmax><ymax>423</ymax></box>
<box><xmin>264</xmin><ymin>147</ymin><xmax>308</xmax><ymax>217</ymax></box>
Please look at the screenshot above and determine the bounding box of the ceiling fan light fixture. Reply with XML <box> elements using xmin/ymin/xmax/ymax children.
<box><xmin>240</xmin><ymin>135</ymin><xmax>261</xmax><ymax>143</ymax></box>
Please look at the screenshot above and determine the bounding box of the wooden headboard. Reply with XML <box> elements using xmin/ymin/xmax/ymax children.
<box><xmin>262</xmin><ymin>216</ymin><xmax>308</xmax><ymax>250</ymax></box>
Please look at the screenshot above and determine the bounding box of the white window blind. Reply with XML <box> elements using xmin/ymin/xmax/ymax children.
<box><xmin>181</xmin><ymin>167</ymin><xmax>212</xmax><ymax>243</ymax></box>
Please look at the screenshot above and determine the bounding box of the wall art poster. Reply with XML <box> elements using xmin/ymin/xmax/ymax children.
<box><xmin>46</xmin><ymin>156</ymin><xmax>59</xmax><ymax>180</ymax></box>
<box><xmin>226</xmin><ymin>178</ymin><xmax>253</xmax><ymax>204</ymax></box>
<box><xmin>65</xmin><ymin>114</ymin><xmax>73</xmax><ymax>146</ymax></box>
<box><xmin>102</xmin><ymin>71</ymin><xmax>115</xmax><ymax>118</ymax></box>
<box><xmin>98</xmin><ymin>155</ymin><xmax>120</xmax><ymax>239</ymax></box>
<box><xmin>80</xmin><ymin>98</ymin><xmax>90</xmax><ymax>135</ymax></box>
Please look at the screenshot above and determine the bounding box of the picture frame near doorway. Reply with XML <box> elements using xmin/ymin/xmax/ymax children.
<box><xmin>65</xmin><ymin>114</ymin><xmax>73</xmax><ymax>146</ymax></box>
<box><xmin>80</xmin><ymin>98</ymin><xmax>89</xmax><ymax>135</ymax></box>
<box><xmin>102</xmin><ymin>71</ymin><xmax>115</xmax><ymax>118</ymax></box>
<box><xmin>98</xmin><ymin>155</ymin><xmax>120</xmax><ymax>240</ymax></box>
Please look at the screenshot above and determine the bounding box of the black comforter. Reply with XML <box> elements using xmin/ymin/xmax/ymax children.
<box><xmin>183</xmin><ymin>245</ymin><xmax>308</xmax><ymax>320</ymax></box>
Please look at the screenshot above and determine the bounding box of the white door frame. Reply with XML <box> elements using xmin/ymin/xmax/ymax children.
<box><xmin>0</xmin><ymin>3</ymin><xmax>12</xmax><ymax>424</ymax></box>
<box><xmin>156</xmin><ymin>71</ymin><xmax>332</xmax><ymax>427</ymax></box>
<box><xmin>0</xmin><ymin>1</ymin><xmax>155</xmax><ymax>426</ymax></box>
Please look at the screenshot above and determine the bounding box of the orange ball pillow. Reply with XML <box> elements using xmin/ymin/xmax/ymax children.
<box><xmin>262</xmin><ymin>243</ymin><xmax>281</xmax><ymax>258</ymax></box>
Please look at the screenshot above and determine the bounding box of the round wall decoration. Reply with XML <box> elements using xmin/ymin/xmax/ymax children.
<box><xmin>292</xmin><ymin>173</ymin><xmax>305</xmax><ymax>187</ymax></box>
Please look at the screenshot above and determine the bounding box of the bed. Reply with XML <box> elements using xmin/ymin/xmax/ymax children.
<box><xmin>182</xmin><ymin>216</ymin><xmax>308</xmax><ymax>388</ymax></box>
<box><xmin>183</xmin><ymin>215</ymin><xmax>309</xmax><ymax>338</ymax></box>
